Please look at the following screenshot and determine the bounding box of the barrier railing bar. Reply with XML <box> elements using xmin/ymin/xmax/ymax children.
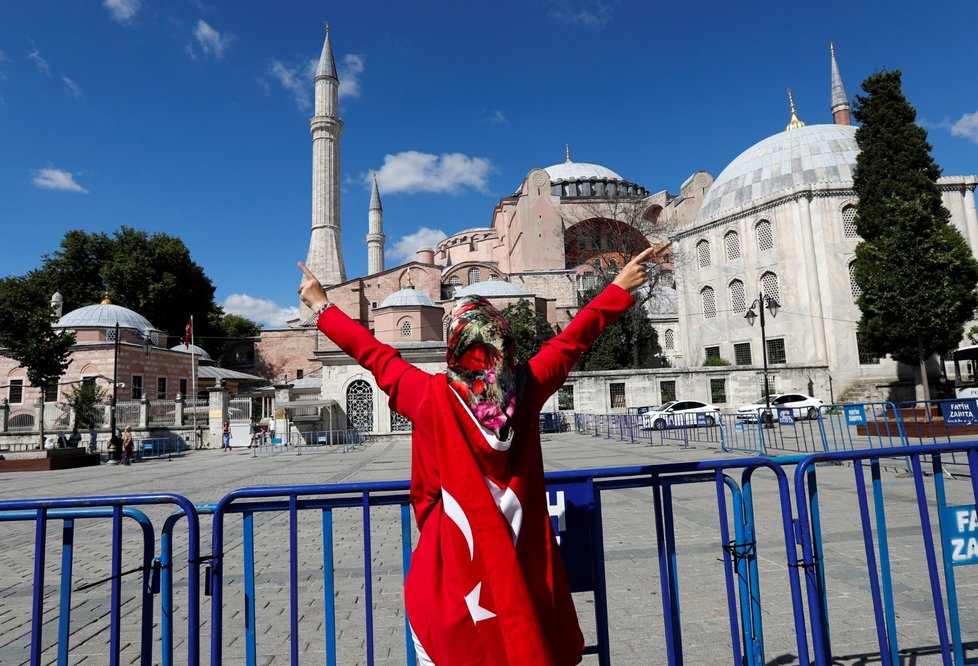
<box><xmin>362</xmin><ymin>491</ymin><xmax>375</xmax><ymax>666</ymax></box>
<box><xmin>588</xmin><ymin>479</ymin><xmax>612</xmax><ymax>666</ymax></box>
<box><xmin>243</xmin><ymin>511</ymin><xmax>256</xmax><ymax>666</ymax></box>
<box><xmin>852</xmin><ymin>459</ymin><xmax>894</xmax><ymax>666</ymax></box>
<box><xmin>57</xmin><ymin>518</ymin><xmax>74</xmax><ymax>666</ymax></box>
<box><xmin>399</xmin><ymin>505</ymin><xmax>415</xmax><ymax>666</ymax></box>
<box><xmin>652</xmin><ymin>478</ymin><xmax>681</xmax><ymax>666</ymax></box>
<box><xmin>31</xmin><ymin>507</ymin><xmax>47</xmax><ymax>666</ymax></box>
<box><xmin>870</xmin><ymin>460</ymin><xmax>900</xmax><ymax>662</ymax></box>
<box><xmin>288</xmin><ymin>495</ymin><xmax>300</xmax><ymax>666</ymax></box>
<box><xmin>737</xmin><ymin>470</ymin><xmax>766</xmax><ymax>666</ymax></box>
<box><xmin>715</xmin><ymin>472</ymin><xmax>745</xmax><ymax>665</ymax></box>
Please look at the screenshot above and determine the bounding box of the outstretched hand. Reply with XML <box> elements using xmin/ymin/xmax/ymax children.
<box><xmin>612</xmin><ymin>247</ymin><xmax>656</xmax><ymax>294</ymax></box>
<box><xmin>297</xmin><ymin>262</ymin><xmax>329</xmax><ymax>310</ymax></box>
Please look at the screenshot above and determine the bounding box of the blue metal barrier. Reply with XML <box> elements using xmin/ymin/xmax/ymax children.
<box><xmin>899</xmin><ymin>399</ymin><xmax>976</xmax><ymax>475</ymax></box>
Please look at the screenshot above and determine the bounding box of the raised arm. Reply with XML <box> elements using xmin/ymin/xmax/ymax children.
<box><xmin>298</xmin><ymin>262</ymin><xmax>429</xmax><ymax>420</ymax></box>
<box><xmin>525</xmin><ymin>248</ymin><xmax>653</xmax><ymax>405</ymax></box>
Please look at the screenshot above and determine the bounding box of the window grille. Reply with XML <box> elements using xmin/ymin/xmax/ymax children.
<box><xmin>725</xmin><ymin>231</ymin><xmax>741</xmax><ymax>260</ymax></box>
<box><xmin>710</xmin><ymin>378</ymin><xmax>727</xmax><ymax>404</ymax></box>
<box><xmin>467</xmin><ymin>268</ymin><xmax>481</xmax><ymax>284</ymax></box>
<box><xmin>766</xmin><ymin>338</ymin><xmax>787</xmax><ymax>365</ymax></box>
<box><xmin>761</xmin><ymin>272</ymin><xmax>780</xmax><ymax>303</ymax></box>
<box><xmin>734</xmin><ymin>342</ymin><xmax>753</xmax><ymax>365</ymax></box>
<box><xmin>180</xmin><ymin>378</ymin><xmax>188</xmax><ymax>396</ymax></box>
<box><xmin>346</xmin><ymin>379</ymin><xmax>374</xmax><ymax>432</ymax></box>
<box><xmin>701</xmin><ymin>287</ymin><xmax>716</xmax><ymax>319</ymax></box>
<box><xmin>400</xmin><ymin>319</ymin><xmax>413</xmax><ymax>337</ymax></box>
<box><xmin>44</xmin><ymin>383</ymin><xmax>59</xmax><ymax>403</ymax></box>
<box><xmin>106</xmin><ymin>328</ymin><xmax>118</xmax><ymax>342</ymax></box>
<box><xmin>660</xmin><ymin>271</ymin><xmax>675</xmax><ymax>288</ymax></box>
<box><xmin>849</xmin><ymin>260</ymin><xmax>862</xmax><ymax>300</ymax></box>
<box><xmin>157</xmin><ymin>377</ymin><xmax>167</xmax><ymax>400</ymax></box>
<box><xmin>857</xmin><ymin>333</ymin><xmax>880</xmax><ymax>365</ymax></box>
<box><xmin>558</xmin><ymin>385</ymin><xmax>574</xmax><ymax>410</ymax></box>
<box><xmin>391</xmin><ymin>410</ymin><xmax>413</xmax><ymax>431</ymax></box>
<box><xmin>660</xmin><ymin>380</ymin><xmax>677</xmax><ymax>403</ymax></box>
<box><xmin>705</xmin><ymin>346</ymin><xmax>720</xmax><ymax>360</ymax></box>
<box><xmin>609</xmin><ymin>382</ymin><xmax>626</xmax><ymax>409</ymax></box>
<box><xmin>449</xmin><ymin>275</ymin><xmax>462</xmax><ymax>286</ymax></box>
<box><xmin>697</xmin><ymin>240</ymin><xmax>711</xmax><ymax>267</ymax></box>
<box><xmin>756</xmin><ymin>220</ymin><xmax>774</xmax><ymax>251</ymax></box>
<box><xmin>664</xmin><ymin>329</ymin><xmax>675</xmax><ymax>350</ymax></box>
<box><xmin>729</xmin><ymin>279</ymin><xmax>746</xmax><ymax>313</ymax></box>
<box><xmin>842</xmin><ymin>205</ymin><xmax>858</xmax><ymax>239</ymax></box>
<box><xmin>131</xmin><ymin>375</ymin><xmax>143</xmax><ymax>401</ymax></box>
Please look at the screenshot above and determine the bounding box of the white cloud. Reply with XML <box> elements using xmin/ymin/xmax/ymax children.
<box><xmin>338</xmin><ymin>54</ymin><xmax>364</xmax><ymax>98</ymax></box>
<box><xmin>950</xmin><ymin>111</ymin><xmax>978</xmax><ymax>144</ymax></box>
<box><xmin>270</xmin><ymin>59</ymin><xmax>312</xmax><ymax>111</ymax></box>
<box><xmin>222</xmin><ymin>294</ymin><xmax>299</xmax><ymax>327</ymax></box>
<box><xmin>62</xmin><ymin>76</ymin><xmax>83</xmax><ymax>98</ymax></box>
<box><xmin>549</xmin><ymin>0</ymin><xmax>617</xmax><ymax>28</ymax></box>
<box><xmin>388</xmin><ymin>227</ymin><xmax>449</xmax><ymax>264</ymax></box>
<box><xmin>32</xmin><ymin>168</ymin><xmax>88</xmax><ymax>193</ymax></box>
<box><xmin>28</xmin><ymin>50</ymin><xmax>50</xmax><ymax>76</ymax></box>
<box><xmin>368</xmin><ymin>151</ymin><xmax>493</xmax><ymax>195</ymax></box>
<box><xmin>103</xmin><ymin>0</ymin><xmax>140</xmax><ymax>23</ymax></box>
<box><xmin>486</xmin><ymin>110</ymin><xmax>507</xmax><ymax>124</ymax></box>
<box><xmin>191</xmin><ymin>20</ymin><xmax>233</xmax><ymax>59</ymax></box>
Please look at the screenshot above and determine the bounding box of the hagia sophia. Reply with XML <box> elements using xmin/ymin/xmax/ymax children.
<box><xmin>3</xmin><ymin>32</ymin><xmax>977</xmax><ymax>443</ymax></box>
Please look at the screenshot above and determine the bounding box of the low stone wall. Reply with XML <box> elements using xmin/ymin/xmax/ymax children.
<box><xmin>0</xmin><ymin>448</ymin><xmax>101</xmax><ymax>473</ymax></box>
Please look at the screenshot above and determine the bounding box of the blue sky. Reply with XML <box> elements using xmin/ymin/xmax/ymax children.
<box><xmin>2</xmin><ymin>0</ymin><xmax>976</xmax><ymax>330</ymax></box>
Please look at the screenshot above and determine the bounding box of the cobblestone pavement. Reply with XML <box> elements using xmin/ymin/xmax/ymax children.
<box><xmin>0</xmin><ymin>434</ymin><xmax>976</xmax><ymax>665</ymax></box>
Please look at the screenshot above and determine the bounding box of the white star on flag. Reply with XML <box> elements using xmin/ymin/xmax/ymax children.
<box><xmin>465</xmin><ymin>582</ymin><xmax>497</xmax><ymax>623</ymax></box>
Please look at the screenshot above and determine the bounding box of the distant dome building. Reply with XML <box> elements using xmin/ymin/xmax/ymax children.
<box><xmin>56</xmin><ymin>299</ymin><xmax>156</xmax><ymax>334</ymax></box>
<box><xmin>169</xmin><ymin>343</ymin><xmax>214</xmax><ymax>363</ymax></box>
<box><xmin>455</xmin><ymin>280</ymin><xmax>530</xmax><ymax>299</ymax></box>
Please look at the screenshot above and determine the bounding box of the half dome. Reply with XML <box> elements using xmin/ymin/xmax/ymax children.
<box><xmin>379</xmin><ymin>286</ymin><xmax>436</xmax><ymax>308</ymax></box>
<box><xmin>169</xmin><ymin>343</ymin><xmax>213</xmax><ymax>361</ymax></box>
<box><xmin>697</xmin><ymin>124</ymin><xmax>858</xmax><ymax>221</ymax></box>
<box><xmin>55</xmin><ymin>302</ymin><xmax>155</xmax><ymax>332</ymax></box>
<box><xmin>455</xmin><ymin>280</ymin><xmax>529</xmax><ymax>298</ymax></box>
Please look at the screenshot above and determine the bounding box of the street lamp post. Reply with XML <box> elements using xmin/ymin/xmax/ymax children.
<box><xmin>745</xmin><ymin>292</ymin><xmax>780</xmax><ymax>425</ymax></box>
<box><xmin>109</xmin><ymin>322</ymin><xmax>121</xmax><ymax>462</ymax></box>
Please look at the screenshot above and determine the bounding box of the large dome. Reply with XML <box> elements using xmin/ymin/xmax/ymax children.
<box><xmin>455</xmin><ymin>280</ymin><xmax>529</xmax><ymax>298</ymax></box>
<box><xmin>55</xmin><ymin>302</ymin><xmax>155</xmax><ymax>331</ymax></box>
<box><xmin>697</xmin><ymin>124</ymin><xmax>858</xmax><ymax>221</ymax></box>
<box><xmin>544</xmin><ymin>161</ymin><xmax>623</xmax><ymax>182</ymax></box>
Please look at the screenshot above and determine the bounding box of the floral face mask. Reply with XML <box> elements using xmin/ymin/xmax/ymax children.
<box><xmin>446</xmin><ymin>296</ymin><xmax>517</xmax><ymax>440</ymax></box>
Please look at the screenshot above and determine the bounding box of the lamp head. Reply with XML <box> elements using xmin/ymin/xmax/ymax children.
<box><xmin>744</xmin><ymin>307</ymin><xmax>757</xmax><ymax>327</ymax></box>
<box><xmin>765</xmin><ymin>296</ymin><xmax>781</xmax><ymax>318</ymax></box>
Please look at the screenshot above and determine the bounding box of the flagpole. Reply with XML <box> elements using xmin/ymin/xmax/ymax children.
<box><xmin>190</xmin><ymin>315</ymin><xmax>198</xmax><ymax>449</ymax></box>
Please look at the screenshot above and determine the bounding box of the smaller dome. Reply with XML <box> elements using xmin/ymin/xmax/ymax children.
<box><xmin>169</xmin><ymin>343</ymin><xmax>213</xmax><ymax>361</ymax></box>
<box><xmin>55</xmin><ymin>302</ymin><xmax>155</xmax><ymax>331</ymax></box>
<box><xmin>455</xmin><ymin>280</ymin><xmax>530</xmax><ymax>298</ymax></box>
<box><xmin>380</xmin><ymin>286</ymin><xmax>436</xmax><ymax>308</ymax></box>
<box><xmin>544</xmin><ymin>162</ymin><xmax>623</xmax><ymax>182</ymax></box>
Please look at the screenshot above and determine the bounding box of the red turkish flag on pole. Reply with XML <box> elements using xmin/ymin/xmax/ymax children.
<box><xmin>184</xmin><ymin>316</ymin><xmax>193</xmax><ymax>349</ymax></box>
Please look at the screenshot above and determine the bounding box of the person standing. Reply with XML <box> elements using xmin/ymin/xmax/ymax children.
<box><xmin>222</xmin><ymin>421</ymin><xmax>231</xmax><ymax>452</ymax></box>
<box><xmin>121</xmin><ymin>426</ymin><xmax>134</xmax><ymax>465</ymax></box>
<box><xmin>67</xmin><ymin>426</ymin><xmax>82</xmax><ymax>448</ymax></box>
<box><xmin>298</xmin><ymin>248</ymin><xmax>653</xmax><ymax>666</ymax></box>
<box><xmin>88</xmin><ymin>427</ymin><xmax>98</xmax><ymax>454</ymax></box>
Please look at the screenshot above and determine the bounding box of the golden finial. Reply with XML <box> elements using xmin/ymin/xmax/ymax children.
<box><xmin>101</xmin><ymin>291</ymin><xmax>112</xmax><ymax>305</ymax></box>
<box><xmin>565</xmin><ymin>144</ymin><xmax>572</xmax><ymax>163</ymax></box>
<box><xmin>786</xmin><ymin>87</ymin><xmax>806</xmax><ymax>131</ymax></box>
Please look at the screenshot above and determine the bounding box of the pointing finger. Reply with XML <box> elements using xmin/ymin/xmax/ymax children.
<box><xmin>297</xmin><ymin>261</ymin><xmax>318</xmax><ymax>281</ymax></box>
<box><xmin>630</xmin><ymin>247</ymin><xmax>656</xmax><ymax>265</ymax></box>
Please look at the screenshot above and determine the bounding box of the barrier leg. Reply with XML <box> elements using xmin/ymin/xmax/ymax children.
<box><xmin>361</xmin><ymin>493</ymin><xmax>376</xmax><ymax>666</ymax></box>
<box><xmin>288</xmin><ymin>496</ymin><xmax>300</xmax><ymax>665</ymax></box>
<box><xmin>243</xmin><ymin>512</ymin><xmax>257</xmax><ymax>665</ymax></box>
<box><xmin>57</xmin><ymin>518</ymin><xmax>74</xmax><ymax>666</ymax></box>
<box><xmin>932</xmin><ymin>455</ymin><xmax>966</xmax><ymax>666</ymax></box>
<box><xmin>870</xmin><ymin>460</ymin><xmax>899</xmax><ymax>662</ymax></box>
<box><xmin>653</xmin><ymin>481</ymin><xmax>683</xmax><ymax>665</ymax></box>
<box><xmin>852</xmin><ymin>459</ymin><xmax>894</xmax><ymax>666</ymax></box>
<box><xmin>716</xmin><ymin>474</ymin><xmax>747</xmax><ymax>665</ymax></box>
<box><xmin>400</xmin><ymin>506</ymin><xmax>414</xmax><ymax>666</ymax></box>
<box><xmin>590</xmin><ymin>483</ymin><xmax>612</xmax><ymax>666</ymax></box>
<box><xmin>740</xmin><ymin>471</ymin><xmax>766</xmax><ymax>666</ymax></box>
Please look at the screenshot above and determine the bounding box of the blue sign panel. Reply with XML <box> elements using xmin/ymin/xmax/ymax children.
<box><xmin>940</xmin><ymin>399</ymin><xmax>978</xmax><ymax>427</ymax></box>
<box><xmin>844</xmin><ymin>405</ymin><xmax>867</xmax><ymax>426</ymax></box>
<box><xmin>734</xmin><ymin>422</ymin><xmax>744</xmax><ymax>432</ymax></box>
<box><xmin>941</xmin><ymin>504</ymin><xmax>978</xmax><ymax>567</ymax></box>
<box><xmin>695</xmin><ymin>413</ymin><xmax>708</xmax><ymax>427</ymax></box>
<box><xmin>778</xmin><ymin>409</ymin><xmax>795</xmax><ymax>426</ymax></box>
<box><xmin>548</xmin><ymin>482</ymin><xmax>595</xmax><ymax>592</ymax></box>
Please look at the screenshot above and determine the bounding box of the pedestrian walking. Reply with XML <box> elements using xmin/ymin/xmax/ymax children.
<box><xmin>88</xmin><ymin>427</ymin><xmax>98</xmax><ymax>454</ymax></box>
<box><xmin>121</xmin><ymin>426</ymin><xmax>134</xmax><ymax>465</ymax></box>
<box><xmin>222</xmin><ymin>421</ymin><xmax>231</xmax><ymax>452</ymax></box>
<box><xmin>298</xmin><ymin>248</ymin><xmax>654</xmax><ymax>666</ymax></box>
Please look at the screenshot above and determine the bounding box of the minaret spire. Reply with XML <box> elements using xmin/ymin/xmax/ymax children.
<box><xmin>366</xmin><ymin>174</ymin><xmax>386</xmax><ymax>275</ymax></box>
<box><xmin>303</xmin><ymin>24</ymin><xmax>346</xmax><ymax>317</ymax></box>
<box><xmin>565</xmin><ymin>143</ymin><xmax>572</xmax><ymax>163</ymax></box>
<box><xmin>830</xmin><ymin>43</ymin><xmax>851</xmax><ymax>126</ymax></box>
<box><xmin>785</xmin><ymin>88</ymin><xmax>806</xmax><ymax>131</ymax></box>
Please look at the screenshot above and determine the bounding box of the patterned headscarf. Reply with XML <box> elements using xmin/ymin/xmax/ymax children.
<box><xmin>446</xmin><ymin>296</ymin><xmax>518</xmax><ymax>440</ymax></box>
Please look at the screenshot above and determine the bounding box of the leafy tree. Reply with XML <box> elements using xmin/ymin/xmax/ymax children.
<box><xmin>0</xmin><ymin>277</ymin><xmax>75</xmax><ymax>447</ymax></box>
<box><xmin>578</xmin><ymin>287</ymin><xmax>661</xmax><ymax>371</ymax></box>
<box><xmin>501</xmin><ymin>299</ymin><xmax>555</xmax><ymax>365</ymax></box>
<box><xmin>851</xmin><ymin>70</ymin><xmax>978</xmax><ymax>401</ymax></box>
<box><xmin>65</xmin><ymin>381</ymin><xmax>109</xmax><ymax>428</ymax></box>
<box><xmin>218</xmin><ymin>314</ymin><xmax>262</xmax><ymax>338</ymax></box>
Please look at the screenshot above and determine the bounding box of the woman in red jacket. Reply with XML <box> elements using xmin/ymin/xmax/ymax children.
<box><xmin>298</xmin><ymin>248</ymin><xmax>652</xmax><ymax>666</ymax></box>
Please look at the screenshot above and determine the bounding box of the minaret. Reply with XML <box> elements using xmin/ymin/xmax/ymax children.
<box><xmin>830</xmin><ymin>43</ymin><xmax>851</xmax><ymax>126</ymax></box>
<box><xmin>303</xmin><ymin>25</ymin><xmax>345</xmax><ymax>317</ymax></box>
<box><xmin>785</xmin><ymin>88</ymin><xmax>806</xmax><ymax>131</ymax></box>
<box><xmin>366</xmin><ymin>174</ymin><xmax>385</xmax><ymax>275</ymax></box>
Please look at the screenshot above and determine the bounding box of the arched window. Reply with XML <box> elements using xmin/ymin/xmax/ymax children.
<box><xmin>849</xmin><ymin>260</ymin><xmax>862</xmax><ymax>299</ymax></box>
<box><xmin>697</xmin><ymin>240</ymin><xmax>711</xmax><ymax>268</ymax></box>
<box><xmin>399</xmin><ymin>319</ymin><xmax>412</xmax><ymax>337</ymax></box>
<box><xmin>729</xmin><ymin>279</ymin><xmax>747</xmax><ymax>313</ymax></box>
<box><xmin>842</xmin><ymin>205</ymin><xmax>858</xmax><ymax>239</ymax></box>
<box><xmin>724</xmin><ymin>231</ymin><xmax>741</xmax><ymax>260</ymax></box>
<box><xmin>701</xmin><ymin>287</ymin><xmax>716</xmax><ymax>319</ymax></box>
<box><xmin>664</xmin><ymin>329</ymin><xmax>675</xmax><ymax>350</ymax></box>
<box><xmin>467</xmin><ymin>267</ymin><xmax>481</xmax><ymax>285</ymax></box>
<box><xmin>756</xmin><ymin>220</ymin><xmax>774</xmax><ymax>251</ymax></box>
<box><xmin>660</xmin><ymin>270</ymin><xmax>675</xmax><ymax>288</ymax></box>
<box><xmin>761</xmin><ymin>271</ymin><xmax>780</xmax><ymax>303</ymax></box>
<box><xmin>449</xmin><ymin>275</ymin><xmax>462</xmax><ymax>287</ymax></box>
<box><xmin>346</xmin><ymin>379</ymin><xmax>374</xmax><ymax>432</ymax></box>
<box><xmin>391</xmin><ymin>410</ymin><xmax>412</xmax><ymax>432</ymax></box>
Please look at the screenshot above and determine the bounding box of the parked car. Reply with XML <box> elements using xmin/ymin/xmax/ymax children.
<box><xmin>641</xmin><ymin>400</ymin><xmax>720</xmax><ymax>430</ymax></box>
<box><xmin>736</xmin><ymin>393</ymin><xmax>824</xmax><ymax>423</ymax></box>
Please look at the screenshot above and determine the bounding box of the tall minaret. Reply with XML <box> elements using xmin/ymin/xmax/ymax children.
<box><xmin>303</xmin><ymin>25</ymin><xmax>345</xmax><ymax>317</ymax></box>
<box><xmin>366</xmin><ymin>174</ymin><xmax>385</xmax><ymax>275</ymax></box>
<box><xmin>830</xmin><ymin>43</ymin><xmax>851</xmax><ymax>126</ymax></box>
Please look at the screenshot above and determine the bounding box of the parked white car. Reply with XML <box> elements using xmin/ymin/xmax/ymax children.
<box><xmin>641</xmin><ymin>400</ymin><xmax>721</xmax><ymax>430</ymax></box>
<box><xmin>736</xmin><ymin>393</ymin><xmax>824</xmax><ymax>422</ymax></box>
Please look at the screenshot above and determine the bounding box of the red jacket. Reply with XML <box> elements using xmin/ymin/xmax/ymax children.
<box><xmin>319</xmin><ymin>284</ymin><xmax>634</xmax><ymax>665</ymax></box>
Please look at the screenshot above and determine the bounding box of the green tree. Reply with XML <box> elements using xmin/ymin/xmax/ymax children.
<box><xmin>218</xmin><ymin>313</ymin><xmax>262</xmax><ymax>338</ymax></box>
<box><xmin>578</xmin><ymin>287</ymin><xmax>661</xmax><ymax>371</ymax></box>
<box><xmin>0</xmin><ymin>277</ymin><xmax>75</xmax><ymax>447</ymax></box>
<box><xmin>501</xmin><ymin>299</ymin><xmax>555</xmax><ymax>365</ymax></box>
<box><xmin>64</xmin><ymin>381</ymin><xmax>109</xmax><ymax>429</ymax></box>
<box><xmin>851</xmin><ymin>70</ymin><xmax>978</xmax><ymax>401</ymax></box>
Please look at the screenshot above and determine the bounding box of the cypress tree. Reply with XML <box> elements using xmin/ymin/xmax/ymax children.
<box><xmin>851</xmin><ymin>70</ymin><xmax>978</xmax><ymax>400</ymax></box>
